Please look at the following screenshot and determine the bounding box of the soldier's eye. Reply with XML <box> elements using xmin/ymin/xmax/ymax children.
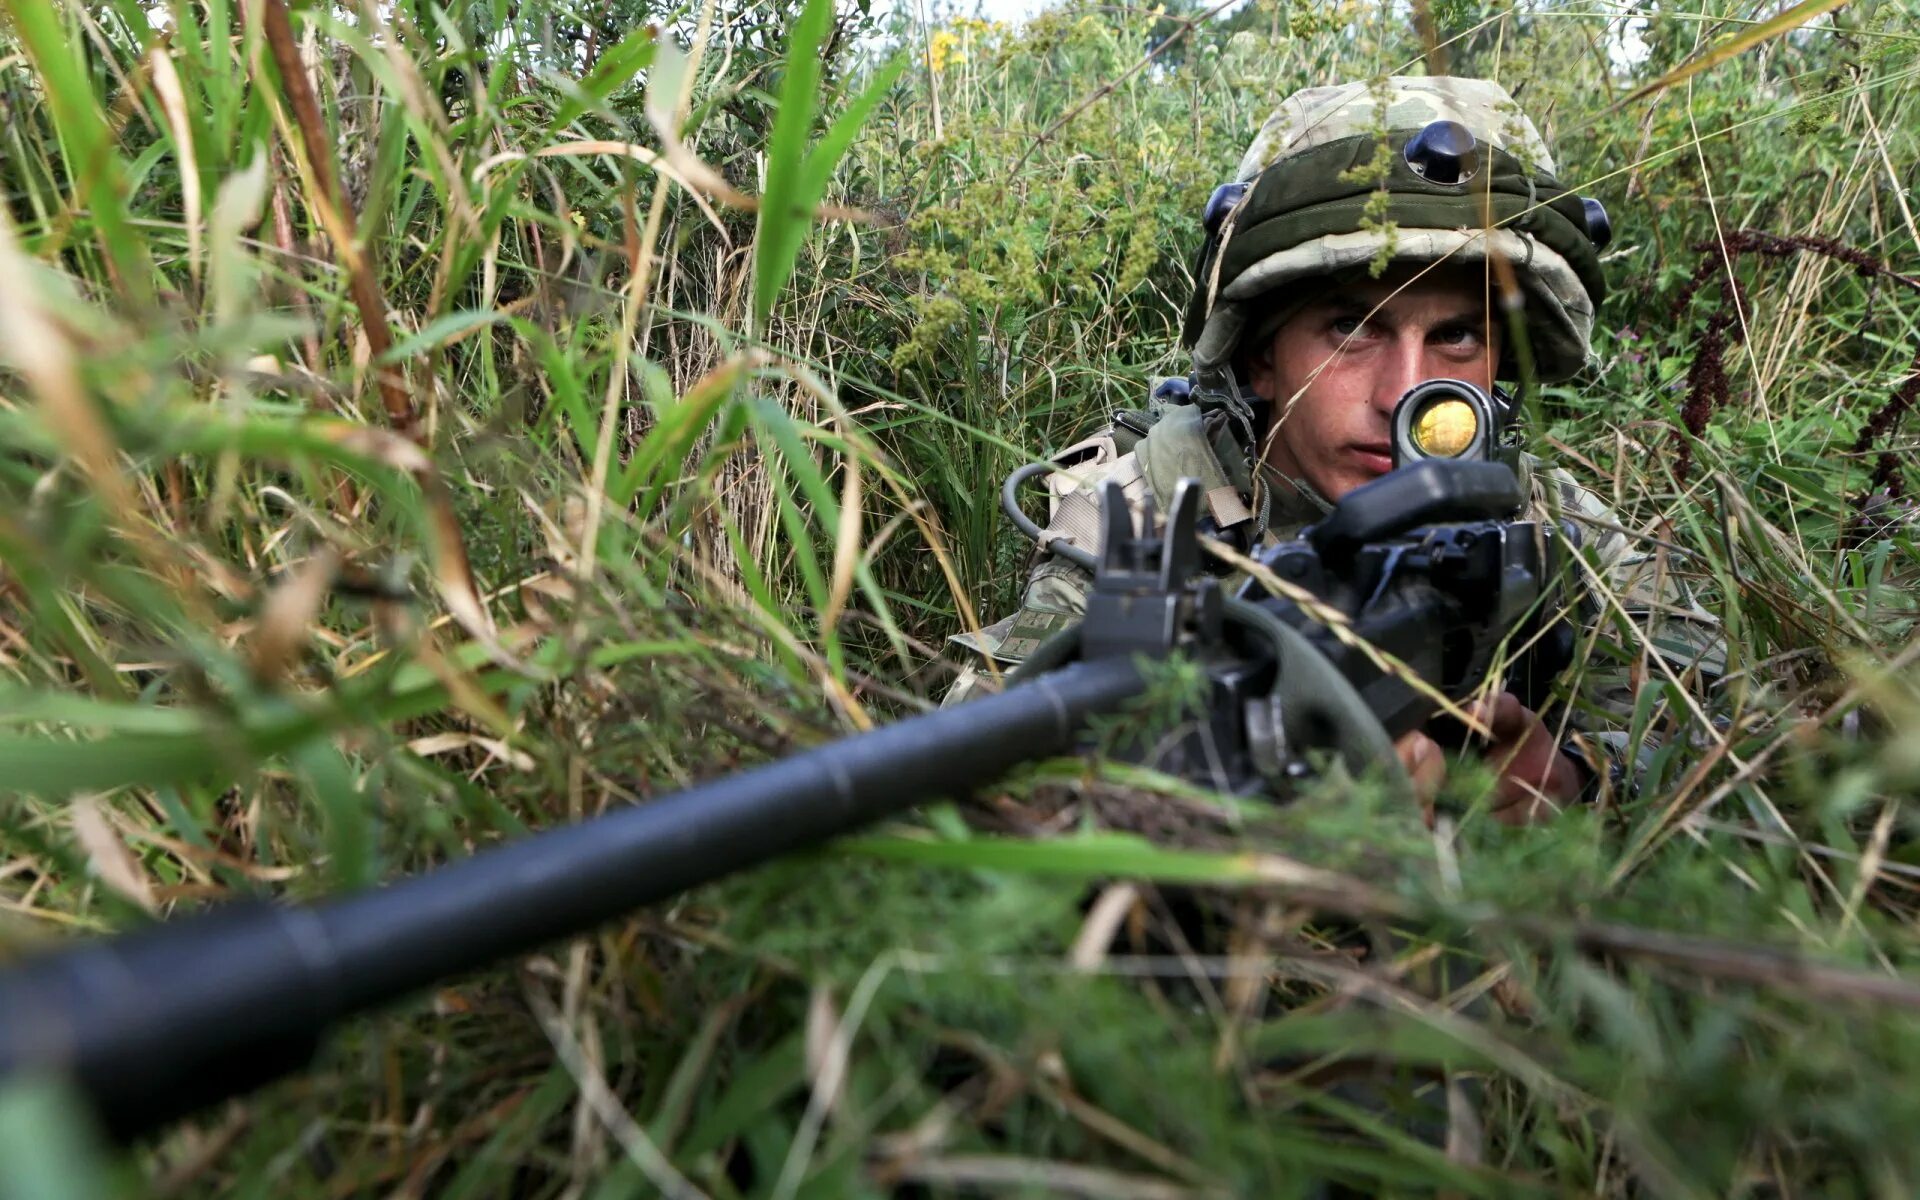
<box><xmin>1332</xmin><ymin>316</ymin><xmax>1367</xmax><ymax>337</ymax></box>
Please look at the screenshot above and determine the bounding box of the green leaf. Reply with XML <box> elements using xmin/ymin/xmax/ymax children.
<box><xmin>1623</xmin><ymin>0</ymin><xmax>1853</xmax><ymax>106</ymax></box>
<box><xmin>292</xmin><ymin>737</ymin><xmax>375</xmax><ymax>889</ymax></box>
<box><xmin>0</xmin><ymin>691</ymin><xmax>205</xmax><ymax>735</ymax></box>
<box><xmin>0</xmin><ymin>1076</ymin><xmax>117</xmax><ymax>1200</ymax></box>
<box><xmin>0</xmin><ymin>0</ymin><xmax>152</xmax><ymax>303</ymax></box>
<box><xmin>1251</xmin><ymin>1010</ymin><xmax>1490</xmax><ymax>1072</ymax></box>
<box><xmin>836</xmin><ymin>831</ymin><xmax>1269</xmax><ymax>884</ymax></box>
<box><xmin>438</xmin><ymin>1065</ymin><xmax>577</xmax><ymax>1200</ymax></box>
<box><xmin>551</xmin><ymin>25</ymin><xmax>659</xmax><ymax>129</ymax></box>
<box><xmin>751</xmin><ymin>0</ymin><xmax>835</xmax><ymax>330</ymax></box>
<box><xmin>379</xmin><ymin>309</ymin><xmax>513</xmax><ymax>364</ymax></box>
<box><xmin>0</xmin><ymin>698</ymin><xmax>334</xmax><ymax>798</ymax></box>
<box><xmin>630</xmin><ymin>359</ymin><xmax>746</xmax><ymax>519</ymax></box>
<box><xmin>795</xmin><ymin>55</ymin><xmax>906</xmax><ymax>227</ymax></box>
<box><xmin>0</xmin><ymin>731</ymin><xmax>243</xmax><ymax>797</ymax></box>
<box><xmin>677</xmin><ymin>1033</ymin><xmax>805</xmax><ymax>1160</ymax></box>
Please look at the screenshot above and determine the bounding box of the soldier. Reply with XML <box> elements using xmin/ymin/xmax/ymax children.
<box><xmin>947</xmin><ymin>76</ymin><xmax>1723</xmax><ymax>820</ymax></box>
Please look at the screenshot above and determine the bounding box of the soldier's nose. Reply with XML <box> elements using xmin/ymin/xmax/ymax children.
<box><xmin>1373</xmin><ymin>341</ymin><xmax>1425</xmax><ymax>414</ymax></box>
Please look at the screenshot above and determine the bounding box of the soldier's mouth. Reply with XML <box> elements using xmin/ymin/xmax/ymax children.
<box><xmin>1349</xmin><ymin>444</ymin><xmax>1394</xmax><ymax>474</ymax></box>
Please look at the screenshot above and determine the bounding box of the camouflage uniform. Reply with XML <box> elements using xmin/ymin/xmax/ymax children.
<box><xmin>945</xmin><ymin>77</ymin><xmax>1725</xmax><ymax>794</ymax></box>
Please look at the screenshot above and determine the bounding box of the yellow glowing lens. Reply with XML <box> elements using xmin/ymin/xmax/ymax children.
<box><xmin>1411</xmin><ymin>398</ymin><xmax>1478</xmax><ymax>458</ymax></box>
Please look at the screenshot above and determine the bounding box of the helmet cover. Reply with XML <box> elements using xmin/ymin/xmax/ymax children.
<box><xmin>1186</xmin><ymin>76</ymin><xmax>1604</xmax><ymax>385</ymax></box>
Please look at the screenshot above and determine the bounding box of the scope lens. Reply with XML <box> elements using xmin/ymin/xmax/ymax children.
<box><xmin>1410</xmin><ymin>397</ymin><xmax>1479</xmax><ymax>458</ymax></box>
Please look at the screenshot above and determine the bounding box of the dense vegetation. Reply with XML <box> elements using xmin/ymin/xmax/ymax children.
<box><xmin>2</xmin><ymin>0</ymin><xmax>1918</xmax><ymax>1194</ymax></box>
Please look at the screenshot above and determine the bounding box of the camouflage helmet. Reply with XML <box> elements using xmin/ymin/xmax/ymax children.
<box><xmin>1183</xmin><ymin>76</ymin><xmax>1611</xmax><ymax>385</ymax></box>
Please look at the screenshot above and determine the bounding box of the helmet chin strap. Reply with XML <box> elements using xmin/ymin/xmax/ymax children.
<box><xmin>1193</xmin><ymin>368</ymin><xmax>1304</xmax><ymax>533</ymax></box>
<box><xmin>1229</xmin><ymin>373</ymin><xmax>1355</xmax><ymax>526</ymax></box>
<box><xmin>1258</xmin><ymin>462</ymin><xmax>1336</xmax><ymax>519</ymax></box>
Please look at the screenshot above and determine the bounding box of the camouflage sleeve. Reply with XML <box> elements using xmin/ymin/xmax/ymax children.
<box><xmin>1533</xmin><ymin>467</ymin><xmax>1726</xmax><ymax>801</ymax></box>
<box><xmin>941</xmin><ymin>437</ymin><xmax>1155</xmax><ymax>707</ymax></box>
<box><xmin>940</xmin><ymin>558</ymin><xmax>1093</xmax><ymax>706</ymax></box>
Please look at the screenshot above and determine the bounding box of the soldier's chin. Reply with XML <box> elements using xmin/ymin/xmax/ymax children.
<box><xmin>1318</xmin><ymin>470</ymin><xmax>1374</xmax><ymax>504</ymax></box>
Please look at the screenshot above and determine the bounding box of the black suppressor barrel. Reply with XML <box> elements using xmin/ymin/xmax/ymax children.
<box><xmin>0</xmin><ymin>656</ymin><xmax>1149</xmax><ymax>1142</ymax></box>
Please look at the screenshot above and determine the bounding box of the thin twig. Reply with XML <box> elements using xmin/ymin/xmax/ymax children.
<box><xmin>525</xmin><ymin>977</ymin><xmax>711</xmax><ymax>1200</ymax></box>
<box><xmin>255</xmin><ymin>0</ymin><xmax>415</xmax><ymax>437</ymax></box>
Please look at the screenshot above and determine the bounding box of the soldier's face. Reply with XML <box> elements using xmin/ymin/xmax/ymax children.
<box><xmin>1245</xmin><ymin>265</ymin><xmax>1501</xmax><ymax>501</ymax></box>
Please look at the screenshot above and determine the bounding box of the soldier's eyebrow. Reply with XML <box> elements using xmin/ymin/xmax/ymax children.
<box><xmin>1313</xmin><ymin>292</ymin><xmax>1489</xmax><ymax>330</ymax></box>
<box><xmin>1313</xmin><ymin>291</ymin><xmax>1374</xmax><ymax>318</ymax></box>
<box><xmin>1433</xmin><ymin>306</ymin><xmax>1490</xmax><ymax>328</ymax></box>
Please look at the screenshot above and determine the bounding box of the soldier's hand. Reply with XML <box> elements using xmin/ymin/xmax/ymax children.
<box><xmin>1470</xmin><ymin>691</ymin><xmax>1582</xmax><ymax>825</ymax></box>
<box><xmin>1396</xmin><ymin>694</ymin><xmax>1582</xmax><ymax>826</ymax></box>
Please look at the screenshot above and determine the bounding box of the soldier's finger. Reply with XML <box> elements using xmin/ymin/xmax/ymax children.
<box><xmin>1474</xmin><ymin>691</ymin><xmax>1531</xmax><ymax>741</ymax></box>
<box><xmin>1395</xmin><ymin>730</ymin><xmax>1446</xmax><ymax>808</ymax></box>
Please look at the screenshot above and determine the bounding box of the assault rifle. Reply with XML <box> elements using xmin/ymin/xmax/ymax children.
<box><xmin>0</xmin><ymin>453</ymin><xmax>1574</xmax><ymax>1144</ymax></box>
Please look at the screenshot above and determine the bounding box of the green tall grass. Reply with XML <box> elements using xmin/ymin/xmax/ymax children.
<box><xmin>2</xmin><ymin>0</ymin><xmax>1919</xmax><ymax>1194</ymax></box>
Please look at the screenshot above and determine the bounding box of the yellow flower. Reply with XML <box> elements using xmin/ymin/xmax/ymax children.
<box><xmin>927</xmin><ymin>28</ymin><xmax>964</xmax><ymax>72</ymax></box>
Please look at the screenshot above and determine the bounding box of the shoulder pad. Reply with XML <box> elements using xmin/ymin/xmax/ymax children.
<box><xmin>1051</xmin><ymin>430</ymin><xmax>1119</xmax><ymax>469</ymax></box>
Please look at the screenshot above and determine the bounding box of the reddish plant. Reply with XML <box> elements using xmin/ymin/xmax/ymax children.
<box><xmin>1668</xmin><ymin>230</ymin><xmax>1920</xmax><ymax>510</ymax></box>
<box><xmin>1850</xmin><ymin>355</ymin><xmax>1920</xmax><ymax>500</ymax></box>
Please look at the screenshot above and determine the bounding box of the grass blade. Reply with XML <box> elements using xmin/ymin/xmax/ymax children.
<box><xmin>1622</xmin><ymin>0</ymin><xmax>1852</xmax><ymax>106</ymax></box>
<box><xmin>751</xmin><ymin>0</ymin><xmax>835</xmax><ymax>331</ymax></box>
<box><xmin>0</xmin><ymin>0</ymin><xmax>153</xmax><ymax>303</ymax></box>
